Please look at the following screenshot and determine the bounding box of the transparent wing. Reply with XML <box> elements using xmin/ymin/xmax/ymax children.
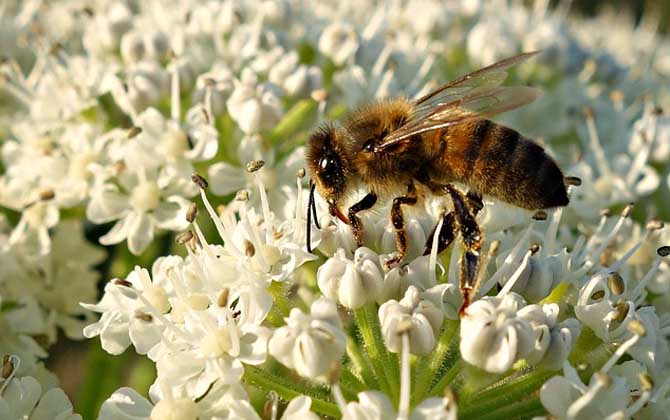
<box><xmin>374</xmin><ymin>51</ymin><xmax>541</xmax><ymax>152</ymax></box>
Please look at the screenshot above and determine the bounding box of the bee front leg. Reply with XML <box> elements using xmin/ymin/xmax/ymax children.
<box><xmin>387</xmin><ymin>184</ymin><xmax>418</xmax><ymax>267</ymax></box>
<box><xmin>443</xmin><ymin>184</ymin><xmax>484</xmax><ymax>317</ymax></box>
<box><xmin>347</xmin><ymin>192</ymin><xmax>377</xmax><ymax>248</ymax></box>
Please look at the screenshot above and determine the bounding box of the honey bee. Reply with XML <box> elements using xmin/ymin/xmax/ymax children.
<box><xmin>305</xmin><ymin>52</ymin><xmax>571</xmax><ymax>315</ymax></box>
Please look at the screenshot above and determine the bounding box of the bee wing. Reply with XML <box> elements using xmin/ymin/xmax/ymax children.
<box><xmin>374</xmin><ymin>51</ymin><xmax>541</xmax><ymax>152</ymax></box>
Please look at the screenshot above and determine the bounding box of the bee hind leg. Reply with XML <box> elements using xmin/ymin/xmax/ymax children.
<box><xmin>422</xmin><ymin>211</ymin><xmax>457</xmax><ymax>256</ymax></box>
<box><xmin>386</xmin><ymin>184</ymin><xmax>418</xmax><ymax>268</ymax></box>
<box><xmin>347</xmin><ymin>192</ymin><xmax>377</xmax><ymax>248</ymax></box>
<box><xmin>443</xmin><ymin>185</ymin><xmax>484</xmax><ymax>318</ymax></box>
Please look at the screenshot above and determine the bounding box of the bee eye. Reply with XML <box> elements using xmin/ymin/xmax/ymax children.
<box><xmin>320</xmin><ymin>156</ymin><xmax>337</xmax><ymax>171</ymax></box>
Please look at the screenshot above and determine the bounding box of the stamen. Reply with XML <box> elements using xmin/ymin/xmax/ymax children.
<box><xmin>627</xmin><ymin>251</ymin><xmax>663</xmax><ymax>302</ymax></box>
<box><xmin>591</xmin><ymin>204</ymin><xmax>634</xmax><ymax>265</ymax></box>
<box><xmin>429</xmin><ymin>212</ymin><xmax>445</xmax><ymax>285</ymax></box>
<box><xmin>127</xmin><ymin>126</ymin><xmax>142</xmax><ymax>138</ymax></box>
<box><xmin>544</xmin><ymin>207</ymin><xmax>564</xmax><ymax>255</ymax></box>
<box><xmin>195</xmin><ymin>182</ymin><xmax>242</xmax><ymax>256</ymax></box>
<box><xmin>479</xmin><ymin>224</ymin><xmax>533</xmax><ymax>296</ymax></box>
<box><xmin>583</xmin><ymin>107</ymin><xmax>611</xmax><ymax>176</ymax></box>
<box><xmin>498</xmin><ymin>250</ymin><xmax>532</xmax><ymax>296</ymax></box>
<box><xmin>247</xmin><ymin>160</ymin><xmax>273</xmax><ymax>242</ymax></box>
<box><xmin>600</xmin><ymin>321</ymin><xmax>645</xmax><ymax>373</ymax></box>
<box><xmin>397</xmin><ymin>327</ymin><xmax>412</xmax><ymax>420</ymax></box>
<box><xmin>170</xmin><ymin>62</ymin><xmax>180</xmax><ymax>121</ymax></box>
<box><xmin>0</xmin><ymin>355</ymin><xmax>20</xmax><ymax>395</ymax></box>
<box><xmin>264</xmin><ymin>391</ymin><xmax>279</xmax><ymax>420</ymax></box>
<box><xmin>567</xmin><ymin>372</ymin><xmax>608</xmax><ymax>419</ymax></box>
<box><xmin>331</xmin><ymin>381</ymin><xmax>348</xmax><ymax>415</ymax></box>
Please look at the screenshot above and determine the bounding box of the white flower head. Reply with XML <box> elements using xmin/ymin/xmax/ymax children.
<box><xmin>317</xmin><ymin>248</ymin><xmax>384</xmax><ymax>309</ymax></box>
<box><xmin>379</xmin><ymin>285</ymin><xmax>443</xmax><ymax>355</ymax></box>
<box><xmin>268</xmin><ymin>297</ymin><xmax>345</xmax><ymax>380</ymax></box>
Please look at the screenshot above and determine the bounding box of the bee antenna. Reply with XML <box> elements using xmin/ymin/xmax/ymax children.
<box><xmin>306</xmin><ymin>180</ymin><xmax>317</xmax><ymax>253</ymax></box>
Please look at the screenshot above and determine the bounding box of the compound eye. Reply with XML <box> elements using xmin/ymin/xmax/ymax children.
<box><xmin>320</xmin><ymin>156</ymin><xmax>337</xmax><ymax>172</ymax></box>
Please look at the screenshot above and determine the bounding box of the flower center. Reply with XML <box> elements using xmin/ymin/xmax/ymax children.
<box><xmin>199</xmin><ymin>326</ymin><xmax>234</xmax><ymax>357</ymax></box>
<box><xmin>151</xmin><ymin>398</ymin><xmax>198</xmax><ymax>420</ymax></box>
<box><xmin>130</xmin><ymin>181</ymin><xmax>161</xmax><ymax>212</ymax></box>
<box><xmin>160</xmin><ymin>127</ymin><xmax>189</xmax><ymax>158</ymax></box>
<box><xmin>69</xmin><ymin>151</ymin><xmax>97</xmax><ymax>180</ymax></box>
<box><xmin>143</xmin><ymin>284</ymin><xmax>171</xmax><ymax>314</ymax></box>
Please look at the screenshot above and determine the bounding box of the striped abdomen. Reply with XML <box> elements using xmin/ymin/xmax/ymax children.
<box><xmin>436</xmin><ymin>119</ymin><xmax>568</xmax><ymax>210</ymax></box>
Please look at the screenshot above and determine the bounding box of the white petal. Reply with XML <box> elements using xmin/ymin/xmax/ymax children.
<box><xmin>127</xmin><ymin>212</ymin><xmax>155</xmax><ymax>255</ymax></box>
<box><xmin>99</xmin><ymin>387</ymin><xmax>153</xmax><ymax>420</ymax></box>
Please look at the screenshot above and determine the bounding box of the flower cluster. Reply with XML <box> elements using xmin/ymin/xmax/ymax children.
<box><xmin>1</xmin><ymin>0</ymin><xmax>670</xmax><ymax>419</ymax></box>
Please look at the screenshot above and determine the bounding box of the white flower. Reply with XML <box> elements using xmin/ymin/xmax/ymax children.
<box><xmin>226</xmin><ymin>69</ymin><xmax>283</xmax><ymax>134</ymax></box>
<box><xmin>86</xmin><ymin>168</ymin><xmax>190</xmax><ymax>255</ymax></box>
<box><xmin>379</xmin><ymin>286</ymin><xmax>443</xmax><ymax>355</ymax></box>
<box><xmin>460</xmin><ymin>292</ymin><xmax>535</xmax><ymax>373</ymax></box>
<box><xmin>319</xmin><ymin>23</ymin><xmax>359</xmax><ymax>66</ymax></box>
<box><xmin>268</xmin><ymin>51</ymin><xmax>323</xmax><ymax>97</ymax></box>
<box><xmin>517</xmin><ymin>304</ymin><xmax>580</xmax><ymax>369</ymax></box>
<box><xmin>317</xmin><ymin>248</ymin><xmax>384</xmax><ymax>309</ymax></box>
<box><xmin>0</xmin><ymin>375</ymin><xmax>80</xmax><ymax>420</ymax></box>
<box><xmin>268</xmin><ymin>297</ymin><xmax>345</xmax><ymax>380</ymax></box>
<box><xmin>342</xmin><ymin>391</ymin><xmax>456</xmax><ymax>420</ymax></box>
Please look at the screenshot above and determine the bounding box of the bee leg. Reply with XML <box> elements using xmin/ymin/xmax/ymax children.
<box><xmin>422</xmin><ymin>211</ymin><xmax>457</xmax><ymax>256</ymax></box>
<box><xmin>444</xmin><ymin>185</ymin><xmax>483</xmax><ymax>318</ymax></box>
<box><xmin>386</xmin><ymin>184</ymin><xmax>418</xmax><ymax>267</ymax></box>
<box><xmin>347</xmin><ymin>192</ymin><xmax>378</xmax><ymax>248</ymax></box>
<box><xmin>466</xmin><ymin>191</ymin><xmax>484</xmax><ymax>216</ymax></box>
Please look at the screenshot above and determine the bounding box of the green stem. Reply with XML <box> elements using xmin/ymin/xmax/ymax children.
<box><xmin>428</xmin><ymin>359</ymin><xmax>464</xmax><ymax>397</ymax></box>
<box><xmin>243</xmin><ymin>365</ymin><xmax>340</xmax><ymax>418</ymax></box>
<box><xmin>413</xmin><ymin>320</ymin><xmax>459</xmax><ymax>404</ymax></box>
<box><xmin>462</xmin><ymin>397</ymin><xmax>546</xmax><ymax>420</ymax></box>
<box><xmin>346</xmin><ymin>337</ymin><xmax>378</xmax><ymax>388</ymax></box>
<box><xmin>354</xmin><ymin>305</ymin><xmax>394</xmax><ymax>399</ymax></box>
<box><xmin>339</xmin><ymin>368</ymin><xmax>365</xmax><ymax>399</ymax></box>
<box><xmin>268</xmin><ymin>99</ymin><xmax>317</xmax><ymax>144</ymax></box>
<box><xmin>458</xmin><ymin>369</ymin><xmax>556</xmax><ymax>418</ymax></box>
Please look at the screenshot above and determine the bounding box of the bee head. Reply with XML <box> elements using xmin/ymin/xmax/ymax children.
<box><xmin>306</xmin><ymin>124</ymin><xmax>349</xmax><ymax>205</ymax></box>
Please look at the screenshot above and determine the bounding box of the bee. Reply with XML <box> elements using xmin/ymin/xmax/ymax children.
<box><xmin>305</xmin><ymin>52</ymin><xmax>571</xmax><ymax>315</ymax></box>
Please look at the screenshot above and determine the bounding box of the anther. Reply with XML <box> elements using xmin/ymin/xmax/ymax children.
<box><xmin>651</xmin><ymin>106</ymin><xmax>664</xmax><ymax>116</ymax></box>
<box><xmin>127</xmin><ymin>126</ymin><xmax>142</xmax><ymax>138</ymax></box>
<box><xmin>583</xmin><ymin>107</ymin><xmax>595</xmax><ymax>119</ymax></box>
<box><xmin>396</xmin><ymin>319</ymin><xmax>413</xmax><ymax>335</ymax></box>
<box><xmin>488</xmin><ymin>240</ymin><xmax>501</xmax><ymax>256</ymax></box>
<box><xmin>112</xmin><ymin>278</ymin><xmax>133</xmax><ymax>288</ymax></box>
<box><xmin>191</xmin><ymin>173</ymin><xmax>208</xmax><ymax>189</ymax></box>
<box><xmin>186</xmin><ymin>203</ymin><xmax>198</xmax><ymax>223</ymax></box>
<box><xmin>175</xmin><ymin>231</ymin><xmax>194</xmax><ymax>244</ymax></box>
<box><xmin>639</xmin><ymin>373</ymin><xmax>654</xmax><ymax>391</ymax></box>
<box><xmin>658</xmin><ymin>246</ymin><xmax>670</xmax><ymax>257</ymax></box>
<box><xmin>135</xmin><ymin>311</ymin><xmax>153</xmax><ymax>322</ymax></box>
<box><xmin>613</xmin><ymin>301</ymin><xmax>629</xmax><ymax>323</ymax></box>
<box><xmin>600</xmin><ymin>208</ymin><xmax>612</xmax><ymax>218</ymax></box>
<box><xmin>39</xmin><ymin>189</ymin><xmax>55</xmax><ymax>201</ymax></box>
<box><xmin>235</xmin><ymin>190</ymin><xmax>249</xmax><ymax>201</ymax></box>
<box><xmin>532</xmin><ymin>210</ymin><xmax>548</xmax><ymax>221</ymax></box>
<box><xmin>646</xmin><ymin>220</ymin><xmax>664</xmax><ymax>231</ymax></box>
<box><xmin>246</xmin><ymin>159</ymin><xmax>265</xmax><ymax>172</ymax></box>
<box><xmin>564</xmin><ymin>176</ymin><xmax>582</xmax><ymax>186</ymax></box>
<box><xmin>218</xmin><ymin>288</ymin><xmax>230</xmax><ymax>307</ymax></box>
<box><xmin>199</xmin><ymin>107</ymin><xmax>210</xmax><ymax>124</ymax></box>
<box><xmin>311</xmin><ymin>89</ymin><xmax>329</xmax><ymax>102</ymax></box>
<box><xmin>243</xmin><ymin>239</ymin><xmax>255</xmax><ymax>257</ymax></box>
<box><xmin>591</xmin><ymin>290</ymin><xmax>605</xmax><ymax>300</ymax></box>
<box><xmin>232</xmin><ymin>310</ymin><xmax>242</xmax><ymax>319</ymax></box>
<box><xmin>297</xmin><ymin>168</ymin><xmax>306</xmax><ymax>178</ymax></box>
<box><xmin>530</xmin><ymin>244</ymin><xmax>541</xmax><ymax>255</ymax></box>
<box><xmin>622</xmin><ymin>203</ymin><xmax>635</xmax><ymax>218</ymax></box>
<box><xmin>607</xmin><ymin>272</ymin><xmax>625</xmax><ymax>295</ymax></box>
<box><xmin>1</xmin><ymin>356</ymin><xmax>13</xmax><ymax>379</ymax></box>
<box><xmin>594</xmin><ymin>372</ymin><xmax>612</xmax><ymax>388</ymax></box>
<box><xmin>628</xmin><ymin>320</ymin><xmax>647</xmax><ymax>337</ymax></box>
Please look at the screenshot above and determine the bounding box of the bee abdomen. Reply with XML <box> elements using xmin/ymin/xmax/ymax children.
<box><xmin>468</xmin><ymin>122</ymin><xmax>568</xmax><ymax>210</ymax></box>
